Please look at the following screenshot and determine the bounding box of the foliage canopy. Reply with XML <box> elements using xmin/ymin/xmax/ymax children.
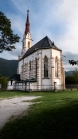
<box><xmin>69</xmin><ymin>60</ymin><xmax>78</xmax><ymax>65</ymax></box>
<box><xmin>0</xmin><ymin>11</ymin><xmax>20</xmax><ymax>53</ymax></box>
<box><xmin>65</xmin><ymin>68</ymin><xmax>78</xmax><ymax>84</ymax></box>
<box><xmin>0</xmin><ymin>74</ymin><xmax>8</xmax><ymax>88</ymax></box>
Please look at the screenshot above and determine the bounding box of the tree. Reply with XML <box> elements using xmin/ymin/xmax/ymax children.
<box><xmin>69</xmin><ymin>60</ymin><xmax>78</xmax><ymax>65</ymax></box>
<box><xmin>0</xmin><ymin>74</ymin><xmax>8</xmax><ymax>88</ymax></box>
<box><xmin>65</xmin><ymin>68</ymin><xmax>78</xmax><ymax>84</ymax></box>
<box><xmin>72</xmin><ymin>68</ymin><xmax>78</xmax><ymax>77</ymax></box>
<box><xmin>0</xmin><ymin>11</ymin><xmax>20</xmax><ymax>53</ymax></box>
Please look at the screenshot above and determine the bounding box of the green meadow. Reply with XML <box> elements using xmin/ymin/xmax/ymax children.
<box><xmin>0</xmin><ymin>90</ymin><xmax>78</xmax><ymax>139</ymax></box>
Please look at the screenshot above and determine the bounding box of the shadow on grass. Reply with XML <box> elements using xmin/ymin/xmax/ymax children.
<box><xmin>0</xmin><ymin>99</ymin><xmax>78</xmax><ymax>139</ymax></box>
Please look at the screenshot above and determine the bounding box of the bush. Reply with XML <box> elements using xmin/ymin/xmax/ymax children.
<box><xmin>0</xmin><ymin>74</ymin><xmax>8</xmax><ymax>88</ymax></box>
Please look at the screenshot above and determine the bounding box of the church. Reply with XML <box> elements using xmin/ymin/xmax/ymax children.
<box><xmin>7</xmin><ymin>10</ymin><xmax>65</xmax><ymax>91</ymax></box>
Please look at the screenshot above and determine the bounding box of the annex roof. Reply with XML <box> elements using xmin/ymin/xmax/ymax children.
<box><xmin>15</xmin><ymin>78</ymin><xmax>37</xmax><ymax>83</ymax></box>
<box><xmin>8</xmin><ymin>74</ymin><xmax>20</xmax><ymax>81</ymax></box>
<box><xmin>21</xmin><ymin>36</ymin><xmax>61</xmax><ymax>60</ymax></box>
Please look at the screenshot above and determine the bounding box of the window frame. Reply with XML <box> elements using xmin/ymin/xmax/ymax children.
<box><xmin>44</xmin><ymin>56</ymin><xmax>48</xmax><ymax>78</ymax></box>
<box><xmin>28</xmin><ymin>41</ymin><xmax>30</xmax><ymax>48</ymax></box>
<box><xmin>29</xmin><ymin>61</ymin><xmax>31</xmax><ymax>70</ymax></box>
<box><xmin>55</xmin><ymin>57</ymin><xmax>58</xmax><ymax>77</ymax></box>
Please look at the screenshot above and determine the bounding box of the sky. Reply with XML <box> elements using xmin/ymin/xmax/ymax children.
<box><xmin>0</xmin><ymin>0</ymin><xmax>78</xmax><ymax>71</ymax></box>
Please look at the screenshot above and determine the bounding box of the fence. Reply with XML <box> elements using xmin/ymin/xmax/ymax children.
<box><xmin>6</xmin><ymin>84</ymin><xmax>78</xmax><ymax>92</ymax></box>
<box><xmin>0</xmin><ymin>84</ymin><xmax>1</xmax><ymax>90</ymax></box>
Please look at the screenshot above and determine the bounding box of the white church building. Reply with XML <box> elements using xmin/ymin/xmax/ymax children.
<box><xmin>7</xmin><ymin>10</ymin><xmax>65</xmax><ymax>91</ymax></box>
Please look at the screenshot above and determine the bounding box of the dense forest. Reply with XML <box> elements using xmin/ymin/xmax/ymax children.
<box><xmin>0</xmin><ymin>57</ymin><xmax>73</xmax><ymax>78</ymax></box>
<box><xmin>0</xmin><ymin>58</ymin><xmax>18</xmax><ymax>77</ymax></box>
<box><xmin>1</xmin><ymin>57</ymin><xmax>76</xmax><ymax>85</ymax></box>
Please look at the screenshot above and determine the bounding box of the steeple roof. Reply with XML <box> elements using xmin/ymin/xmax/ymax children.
<box><xmin>20</xmin><ymin>36</ymin><xmax>61</xmax><ymax>60</ymax></box>
<box><xmin>25</xmin><ymin>10</ymin><xmax>30</xmax><ymax>35</ymax></box>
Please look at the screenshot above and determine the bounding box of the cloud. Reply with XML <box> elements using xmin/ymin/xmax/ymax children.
<box><xmin>0</xmin><ymin>51</ymin><xmax>18</xmax><ymax>60</ymax></box>
<box><xmin>62</xmin><ymin>51</ymin><xmax>78</xmax><ymax>71</ymax></box>
<box><xmin>53</xmin><ymin>0</ymin><xmax>78</xmax><ymax>53</ymax></box>
<box><xmin>1</xmin><ymin>0</ymin><xmax>78</xmax><ymax>72</ymax></box>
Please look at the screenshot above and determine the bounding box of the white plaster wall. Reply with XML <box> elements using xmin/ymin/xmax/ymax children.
<box><xmin>30</xmin><ymin>82</ymin><xmax>37</xmax><ymax>90</ymax></box>
<box><xmin>14</xmin><ymin>83</ymin><xmax>24</xmax><ymax>90</ymax></box>
<box><xmin>7</xmin><ymin>81</ymin><xmax>15</xmax><ymax>90</ymax></box>
<box><xmin>18</xmin><ymin>59</ymin><xmax>23</xmax><ymax>74</ymax></box>
<box><xmin>22</xmin><ymin>33</ymin><xmax>32</xmax><ymax>53</ymax></box>
<box><xmin>24</xmin><ymin>51</ymin><xmax>37</xmax><ymax>64</ymax></box>
<box><xmin>42</xmin><ymin>79</ymin><xmax>51</xmax><ymax>85</ymax></box>
<box><xmin>42</xmin><ymin>49</ymin><xmax>50</xmax><ymax>58</ymax></box>
<box><xmin>55</xmin><ymin>78</ymin><xmax>61</xmax><ymax>85</ymax></box>
<box><xmin>26</xmin><ymin>82</ymin><xmax>30</xmax><ymax>90</ymax></box>
<box><xmin>52</xmin><ymin>49</ymin><xmax>61</xmax><ymax>85</ymax></box>
<box><xmin>18</xmin><ymin>48</ymin><xmax>63</xmax><ymax>90</ymax></box>
<box><xmin>42</xmin><ymin>79</ymin><xmax>51</xmax><ymax>90</ymax></box>
<box><xmin>23</xmin><ymin>49</ymin><xmax>51</xmax><ymax>87</ymax></box>
<box><xmin>18</xmin><ymin>83</ymin><xmax>23</xmax><ymax>90</ymax></box>
<box><xmin>54</xmin><ymin>79</ymin><xmax>62</xmax><ymax>90</ymax></box>
<box><xmin>15</xmin><ymin>83</ymin><xmax>18</xmax><ymax>90</ymax></box>
<box><xmin>52</xmin><ymin>49</ymin><xmax>61</xmax><ymax>59</ymax></box>
<box><xmin>26</xmin><ymin>33</ymin><xmax>32</xmax><ymax>51</ymax></box>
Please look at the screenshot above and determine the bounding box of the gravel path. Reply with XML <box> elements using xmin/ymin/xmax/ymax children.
<box><xmin>0</xmin><ymin>96</ymin><xmax>40</xmax><ymax>130</ymax></box>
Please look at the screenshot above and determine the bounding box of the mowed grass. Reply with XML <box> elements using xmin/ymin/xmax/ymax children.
<box><xmin>0</xmin><ymin>90</ymin><xmax>42</xmax><ymax>99</ymax></box>
<box><xmin>0</xmin><ymin>90</ymin><xmax>78</xmax><ymax>139</ymax></box>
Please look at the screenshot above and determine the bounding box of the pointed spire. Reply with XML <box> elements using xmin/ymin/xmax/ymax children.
<box><xmin>25</xmin><ymin>10</ymin><xmax>30</xmax><ymax>35</ymax></box>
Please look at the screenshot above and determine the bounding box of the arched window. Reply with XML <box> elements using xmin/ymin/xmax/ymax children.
<box><xmin>36</xmin><ymin>58</ymin><xmax>37</xmax><ymax>78</ymax></box>
<box><xmin>28</xmin><ymin>41</ymin><xmax>30</xmax><ymax>48</ymax></box>
<box><xmin>44</xmin><ymin>56</ymin><xmax>48</xmax><ymax>77</ymax></box>
<box><xmin>55</xmin><ymin>57</ymin><xmax>58</xmax><ymax>77</ymax></box>
<box><xmin>29</xmin><ymin>61</ymin><xmax>31</xmax><ymax>70</ymax></box>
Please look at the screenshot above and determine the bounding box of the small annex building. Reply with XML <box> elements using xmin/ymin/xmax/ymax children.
<box><xmin>7</xmin><ymin>10</ymin><xmax>65</xmax><ymax>91</ymax></box>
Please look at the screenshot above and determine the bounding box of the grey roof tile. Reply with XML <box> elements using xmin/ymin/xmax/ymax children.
<box><xmin>21</xmin><ymin>36</ymin><xmax>61</xmax><ymax>60</ymax></box>
<box><xmin>9</xmin><ymin>74</ymin><xmax>20</xmax><ymax>81</ymax></box>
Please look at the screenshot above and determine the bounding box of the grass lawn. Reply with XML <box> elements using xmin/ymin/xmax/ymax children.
<box><xmin>0</xmin><ymin>90</ymin><xmax>78</xmax><ymax>139</ymax></box>
<box><xmin>0</xmin><ymin>90</ymin><xmax>42</xmax><ymax>99</ymax></box>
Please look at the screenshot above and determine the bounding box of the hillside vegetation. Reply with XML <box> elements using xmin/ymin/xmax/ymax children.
<box><xmin>0</xmin><ymin>58</ymin><xmax>73</xmax><ymax>78</ymax></box>
<box><xmin>0</xmin><ymin>58</ymin><xmax>18</xmax><ymax>77</ymax></box>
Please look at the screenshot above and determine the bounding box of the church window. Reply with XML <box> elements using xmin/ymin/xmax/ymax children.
<box><xmin>44</xmin><ymin>56</ymin><xmax>48</xmax><ymax>77</ymax></box>
<box><xmin>28</xmin><ymin>41</ymin><xmax>30</xmax><ymax>48</ymax></box>
<box><xmin>55</xmin><ymin>57</ymin><xmax>58</xmax><ymax>77</ymax></box>
<box><xmin>36</xmin><ymin>58</ymin><xmax>37</xmax><ymax>78</ymax></box>
<box><xmin>29</xmin><ymin>61</ymin><xmax>31</xmax><ymax>70</ymax></box>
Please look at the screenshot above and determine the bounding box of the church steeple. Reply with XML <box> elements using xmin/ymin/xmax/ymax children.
<box><xmin>20</xmin><ymin>10</ymin><xmax>32</xmax><ymax>58</ymax></box>
<box><xmin>25</xmin><ymin>10</ymin><xmax>30</xmax><ymax>35</ymax></box>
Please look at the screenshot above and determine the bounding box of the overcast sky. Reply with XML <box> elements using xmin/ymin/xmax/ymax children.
<box><xmin>0</xmin><ymin>0</ymin><xmax>78</xmax><ymax>71</ymax></box>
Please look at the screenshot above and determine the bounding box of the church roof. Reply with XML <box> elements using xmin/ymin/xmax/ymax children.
<box><xmin>21</xmin><ymin>36</ymin><xmax>61</xmax><ymax>60</ymax></box>
<box><xmin>15</xmin><ymin>78</ymin><xmax>37</xmax><ymax>83</ymax></box>
<box><xmin>8</xmin><ymin>74</ymin><xmax>20</xmax><ymax>81</ymax></box>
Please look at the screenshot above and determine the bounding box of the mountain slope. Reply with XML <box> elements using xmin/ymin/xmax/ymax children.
<box><xmin>0</xmin><ymin>58</ymin><xmax>73</xmax><ymax>78</ymax></box>
<box><xmin>0</xmin><ymin>58</ymin><xmax>18</xmax><ymax>77</ymax></box>
<box><xmin>65</xmin><ymin>71</ymin><xmax>72</xmax><ymax>77</ymax></box>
